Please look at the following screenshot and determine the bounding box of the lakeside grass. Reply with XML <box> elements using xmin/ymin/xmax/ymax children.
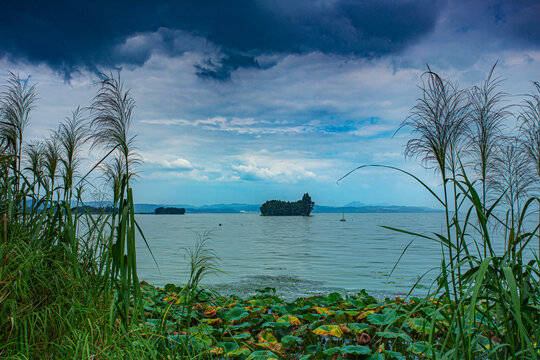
<box><xmin>1</xmin><ymin>65</ymin><xmax>540</xmax><ymax>359</ymax></box>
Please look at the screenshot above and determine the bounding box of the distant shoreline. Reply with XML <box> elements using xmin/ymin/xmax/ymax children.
<box><xmin>135</xmin><ymin>209</ymin><xmax>444</xmax><ymax>215</ymax></box>
<box><xmin>79</xmin><ymin>201</ymin><xmax>443</xmax><ymax>215</ymax></box>
<box><xmin>118</xmin><ymin>202</ymin><xmax>443</xmax><ymax>215</ymax></box>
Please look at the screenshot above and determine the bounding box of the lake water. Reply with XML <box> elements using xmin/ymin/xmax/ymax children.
<box><xmin>134</xmin><ymin>212</ymin><xmax>532</xmax><ymax>299</ymax></box>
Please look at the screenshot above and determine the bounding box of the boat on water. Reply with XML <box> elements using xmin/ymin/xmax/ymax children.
<box><xmin>340</xmin><ymin>212</ymin><xmax>346</xmax><ymax>222</ymax></box>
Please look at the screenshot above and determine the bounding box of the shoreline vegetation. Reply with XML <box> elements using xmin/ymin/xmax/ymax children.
<box><xmin>1</xmin><ymin>63</ymin><xmax>540</xmax><ymax>359</ymax></box>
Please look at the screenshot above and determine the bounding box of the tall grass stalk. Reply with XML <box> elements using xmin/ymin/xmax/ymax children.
<box><xmin>467</xmin><ymin>63</ymin><xmax>510</xmax><ymax>259</ymax></box>
<box><xmin>58</xmin><ymin>106</ymin><xmax>88</xmax><ymax>205</ymax></box>
<box><xmin>519</xmin><ymin>81</ymin><xmax>540</xmax><ymax>256</ymax></box>
<box><xmin>0</xmin><ymin>72</ymin><xmax>37</xmax><ymax>196</ymax></box>
<box><xmin>468</xmin><ymin>63</ymin><xmax>509</xmax><ymax>208</ymax></box>
<box><xmin>43</xmin><ymin>131</ymin><xmax>60</xmax><ymax>201</ymax></box>
<box><xmin>91</xmin><ymin>72</ymin><xmax>143</xmax><ymax>327</ymax></box>
<box><xmin>23</xmin><ymin>140</ymin><xmax>43</xmax><ymax>206</ymax></box>
<box><xmin>491</xmin><ymin>137</ymin><xmax>533</xmax><ymax>257</ymax></box>
<box><xmin>399</xmin><ymin>67</ymin><xmax>471</xmax><ymax>349</ymax></box>
<box><xmin>181</xmin><ymin>234</ymin><xmax>220</xmax><ymax>357</ymax></box>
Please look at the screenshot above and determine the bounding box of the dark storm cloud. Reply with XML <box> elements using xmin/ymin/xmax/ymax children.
<box><xmin>195</xmin><ymin>54</ymin><xmax>262</xmax><ymax>81</ymax></box>
<box><xmin>443</xmin><ymin>0</ymin><xmax>540</xmax><ymax>47</ymax></box>
<box><xmin>4</xmin><ymin>0</ymin><xmax>540</xmax><ymax>80</ymax></box>
<box><xmin>491</xmin><ymin>1</ymin><xmax>540</xmax><ymax>45</ymax></box>
<box><xmin>0</xmin><ymin>0</ymin><xmax>446</xmax><ymax>79</ymax></box>
<box><xmin>0</xmin><ymin>0</ymin><xmax>161</xmax><ymax>79</ymax></box>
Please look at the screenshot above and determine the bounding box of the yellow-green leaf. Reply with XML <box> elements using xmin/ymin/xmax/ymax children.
<box><xmin>313</xmin><ymin>325</ymin><xmax>343</xmax><ymax>337</ymax></box>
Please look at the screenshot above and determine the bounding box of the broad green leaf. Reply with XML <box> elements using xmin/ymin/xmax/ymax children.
<box><xmin>225</xmin><ymin>307</ymin><xmax>249</xmax><ymax>322</ymax></box>
<box><xmin>262</xmin><ymin>321</ymin><xmax>291</xmax><ymax>329</ymax></box>
<box><xmin>215</xmin><ymin>341</ymin><xmax>238</xmax><ymax>352</ymax></box>
<box><xmin>313</xmin><ymin>324</ymin><xmax>343</xmax><ymax>337</ymax></box>
<box><xmin>312</xmin><ymin>306</ymin><xmax>334</xmax><ymax>315</ymax></box>
<box><xmin>322</xmin><ymin>293</ymin><xmax>343</xmax><ymax>305</ymax></box>
<box><xmin>407</xmin><ymin>317</ymin><xmax>432</xmax><ymax>335</ymax></box>
<box><xmin>258</xmin><ymin>329</ymin><xmax>278</xmax><ymax>343</ymax></box>
<box><xmin>376</xmin><ymin>330</ymin><xmax>412</xmax><ymax>342</ymax></box>
<box><xmin>385</xmin><ymin>350</ymin><xmax>406</xmax><ymax>360</ymax></box>
<box><xmin>340</xmin><ymin>345</ymin><xmax>371</xmax><ymax>355</ymax></box>
<box><xmin>367</xmin><ymin>309</ymin><xmax>401</xmax><ymax>326</ymax></box>
<box><xmin>349</xmin><ymin>323</ymin><xmax>371</xmax><ymax>334</ymax></box>
<box><xmin>281</xmin><ymin>335</ymin><xmax>302</xmax><ymax>346</ymax></box>
<box><xmin>277</xmin><ymin>314</ymin><xmax>301</xmax><ymax>325</ymax></box>
<box><xmin>408</xmin><ymin>342</ymin><xmax>439</xmax><ymax>358</ymax></box>
<box><xmin>227</xmin><ymin>347</ymin><xmax>252</xmax><ymax>358</ymax></box>
<box><xmin>233</xmin><ymin>332</ymin><xmax>252</xmax><ymax>339</ymax></box>
<box><xmin>324</xmin><ymin>345</ymin><xmax>372</xmax><ymax>356</ymax></box>
<box><xmin>323</xmin><ymin>347</ymin><xmax>341</xmax><ymax>355</ymax></box>
<box><xmin>228</xmin><ymin>321</ymin><xmax>251</xmax><ymax>330</ymax></box>
<box><xmin>245</xmin><ymin>350</ymin><xmax>279</xmax><ymax>360</ymax></box>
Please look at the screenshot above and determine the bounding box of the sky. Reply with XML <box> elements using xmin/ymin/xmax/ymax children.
<box><xmin>1</xmin><ymin>0</ymin><xmax>540</xmax><ymax>207</ymax></box>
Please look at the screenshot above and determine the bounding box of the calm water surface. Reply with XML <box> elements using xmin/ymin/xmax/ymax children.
<box><xmin>135</xmin><ymin>212</ymin><xmax>526</xmax><ymax>299</ymax></box>
<box><xmin>135</xmin><ymin>213</ymin><xmax>449</xmax><ymax>298</ymax></box>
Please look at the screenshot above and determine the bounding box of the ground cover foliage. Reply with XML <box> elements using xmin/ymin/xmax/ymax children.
<box><xmin>137</xmin><ymin>283</ymin><xmax>488</xmax><ymax>359</ymax></box>
<box><xmin>1</xmin><ymin>63</ymin><xmax>540</xmax><ymax>359</ymax></box>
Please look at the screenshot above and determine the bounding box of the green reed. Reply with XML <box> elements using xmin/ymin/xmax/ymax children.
<box><xmin>0</xmin><ymin>72</ymin><xmax>159</xmax><ymax>358</ymax></box>
<box><xmin>343</xmin><ymin>64</ymin><xmax>540</xmax><ymax>359</ymax></box>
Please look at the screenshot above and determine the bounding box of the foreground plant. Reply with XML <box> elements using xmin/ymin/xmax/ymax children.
<box><xmin>91</xmin><ymin>72</ymin><xmax>145</xmax><ymax>327</ymax></box>
<box><xmin>0</xmin><ymin>71</ymin><xmax>152</xmax><ymax>359</ymax></box>
<box><xmin>342</xmin><ymin>65</ymin><xmax>540</xmax><ymax>359</ymax></box>
<box><xmin>519</xmin><ymin>81</ymin><xmax>540</xmax><ymax>256</ymax></box>
<box><xmin>139</xmin><ymin>282</ymin><xmax>430</xmax><ymax>359</ymax></box>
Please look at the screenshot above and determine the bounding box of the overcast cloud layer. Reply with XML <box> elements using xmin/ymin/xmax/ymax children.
<box><xmin>1</xmin><ymin>0</ymin><xmax>540</xmax><ymax>206</ymax></box>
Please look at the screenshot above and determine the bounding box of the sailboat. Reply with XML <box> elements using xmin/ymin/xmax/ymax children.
<box><xmin>340</xmin><ymin>212</ymin><xmax>346</xmax><ymax>222</ymax></box>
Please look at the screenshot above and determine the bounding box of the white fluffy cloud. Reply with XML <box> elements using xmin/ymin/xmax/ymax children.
<box><xmin>232</xmin><ymin>157</ymin><xmax>316</xmax><ymax>183</ymax></box>
<box><xmin>142</xmin><ymin>152</ymin><xmax>194</xmax><ymax>170</ymax></box>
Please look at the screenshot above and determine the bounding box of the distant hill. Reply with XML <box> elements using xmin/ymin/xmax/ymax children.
<box><xmin>343</xmin><ymin>201</ymin><xmax>366</xmax><ymax>207</ymax></box>
<box><xmin>195</xmin><ymin>203</ymin><xmax>260</xmax><ymax>212</ymax></box>
<box><xmin>82</xmin><ymin>201</ymin><xmax>441</xmax><ymax>214</ymax></box>
<box><xmin>312</xmin><ymin>205</ymin><xmax>442</xmax><ymax>213</ymax></box>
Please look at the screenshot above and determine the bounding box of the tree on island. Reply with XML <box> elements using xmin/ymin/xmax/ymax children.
<box><xmin>260</xmin><ymin>193</ymin><xmax>314</xmax><ymax>216</ymax></box>
<box><xmin>301</xmin><ymin>193</ymin><xmax>315</xmax><ymax>215</ymax></box>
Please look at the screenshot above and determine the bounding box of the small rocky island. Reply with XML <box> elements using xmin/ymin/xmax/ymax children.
<box><xmin>260</xmin><ymin>193</ymin><xmax>314</xmax><ymax>216</ymax></box>
<box><xmin>154</xmin><ymin>207</ymin><xmax>186</xmax><ymax>215</ymax></box>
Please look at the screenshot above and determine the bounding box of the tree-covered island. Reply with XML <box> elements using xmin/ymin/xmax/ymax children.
<box><xmin>154</xmin><ymin>207</ymin><xmax>186</xmax><ymax>214</ymax></box>
<box><xmin>260</xmin><ymin>193</ymin><xmax>314</xmax><ymax>216</ymax></box>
